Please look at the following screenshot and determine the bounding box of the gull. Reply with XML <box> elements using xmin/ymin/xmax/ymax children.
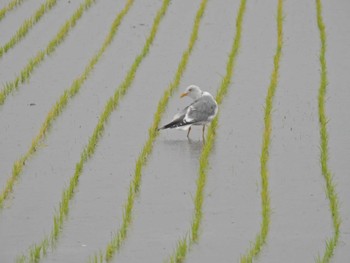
<box><xmin>158</xmin><ymin>85</ymin><xmax>218</xmax><ymax>140</ymax></box>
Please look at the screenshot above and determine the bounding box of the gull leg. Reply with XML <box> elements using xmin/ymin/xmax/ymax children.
<box><xmin>202</xmin><ymin>125</ymin><xmax>206</xmax><ymax>141</ymax></box>
<box><xmin>187</xmin><ymin>126</ymin><xmax>192</xmax><ymax>138</ymax></box>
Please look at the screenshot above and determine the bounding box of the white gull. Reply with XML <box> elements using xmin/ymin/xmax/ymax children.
<box><xmin>158</xmin><ymin>85</ymin><xmax>218</xmax><ymax>140</ymax></box>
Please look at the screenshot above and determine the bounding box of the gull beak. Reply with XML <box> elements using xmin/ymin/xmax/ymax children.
<box><xmin>180</xmin><ymin>92</ymin><xmax>188</xmax><ymax>98</ymax></box>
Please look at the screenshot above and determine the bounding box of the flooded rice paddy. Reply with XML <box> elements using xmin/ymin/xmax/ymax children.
<box><xmin>0</xmin><ymin>0</ymin><xmax>349</xmax><ymax>262</ymax></box>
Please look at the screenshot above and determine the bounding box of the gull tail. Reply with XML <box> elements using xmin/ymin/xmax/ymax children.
<box><xmin>158</xmin><ymin>118</ymin><xmax>193</xmax><ymax>131</ymax></box>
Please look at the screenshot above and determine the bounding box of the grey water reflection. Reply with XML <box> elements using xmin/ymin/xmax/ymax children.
<box><xmin>161</xmin><ymin>139</ymin><xmax>203</xmax><ymax>162</ymax></box>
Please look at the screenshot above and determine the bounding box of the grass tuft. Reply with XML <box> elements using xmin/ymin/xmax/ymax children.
<box><xmin>240</xmin><ymin>1</ymin><xmax>283</xmax><ymax>262</ymax></box>
<box><xmin>167</xmin><ymin>0</ymin><xmax>247</xmax><ymax>262</ymax></box>
<box><xmin>0</xmin><ymin>0</ymin><xmax>58</xmax><ymax>59</ymax></box>
<box><xmin>89</xmin><ymin>1</ymin><xmax>208</xmax><ymax>262</ymax></box>
<box><xmin>315</xmin><ymin>0</ymin><xmax>341</xmax><ymax>262</ymax></box>
<box><xmin>0</xmin><ymin>0</ymin><xmax>25</xmax><ymax>22</ymax></box>
<box><xmin>169</xmin><ymin>237</ymin><xmax>188</xmax><ymax>263</ymax></box>
<box><xmin>0</xmin><ymin>0</ymin><xmax>96</xmax><ymax>107</ymax></box>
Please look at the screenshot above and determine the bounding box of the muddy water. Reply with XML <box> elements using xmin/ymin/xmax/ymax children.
<box><xmin>323</xmin><ymin>1</ymin><xmax>350</xmax><ymax>261</ymax></box>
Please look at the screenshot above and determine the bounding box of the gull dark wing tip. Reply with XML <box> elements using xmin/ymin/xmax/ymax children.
<box><xmin>159</xmin><ymin>118</ymin><xmax>192</xmax><ymax>130</ymax></box>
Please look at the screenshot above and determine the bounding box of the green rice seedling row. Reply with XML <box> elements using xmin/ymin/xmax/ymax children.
<box><xmin>315</xmin><ymin>0</ymin><xmax>341</xmax><ymax>262</ymax></box>
<box><xmin>167</xmin><ymin>0</ymin><xmax>247</xmax><ymax>262</ymax></box>
<box><xmin>0</xmin><ymin>0</ymin><xmax>97</xmax><ymax>209</ymax></box>
<box><xmin>0</xmin><ymin>0</ymin><xmax>25</xmax><ymax>22</ymax></box>
<box><xmin>34</xmin><ymin>0</ymin><xmax>172</xmax><ymax>260</ymax></box>
<box><xmin>14</xmin><ymin>1</ymin><xmax>134</xmax><ymax>262</ymax></box>
<box><xmin>89</xmin><ymin>0</ymin><xmax>208</xmax><ymax>262</ymax></box>
<box><xmin>0</xmin><ymin>0</ymin><xmax>96</xmax><ymax>106</ymax></box>
<box><xmin>0</xmin><ymin>0</ymin><xmax>58</xmax><ymax>59</ymax></box>
<box><xmin>240</xmin><ymin>0</ymin><xmax>283</xmax><ymax>262</ymax></box>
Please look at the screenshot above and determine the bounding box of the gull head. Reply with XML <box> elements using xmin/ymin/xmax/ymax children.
<box><xmin>180</xmin><ymin>85</ymin><xmax>203</xmax><ymax>100</ymax></box>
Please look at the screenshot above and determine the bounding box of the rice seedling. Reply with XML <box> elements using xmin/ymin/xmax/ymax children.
<box><xmin>166</xmin><ymin>0</ymin><xmax>247</xmax><ymax>262</ymax></box>
<box><xmin>0</xmin><ymin>0</ymin><xmax>24</xmax><ymax>22</ymax></box>
<box><xmin>0</xmin><ymin>0</ymin><xmax>98</xmax><ymax>209</ymax></box>
<box><xmin>0</xmin><ymin>0</ymin><xmax>58</xmax><ymax>59</ymax></box>
<box><xmin>315</xmin><ymin>0</ymin><xmax>341</xmax><ymax>262</ymax></box>
<box><xmin>240</xmin><ymin>1</ymin><xmax>283</xmax><ymax>262</ymax></box>
<box><xmin>0</xmin><ymin>0</ymin><xmax>96</xmax><ymax>106</ymax></box>
<box><xmin>88</xmin><ymin>1</ymin><xmax>208</xmax><ymax>262</ymax></box>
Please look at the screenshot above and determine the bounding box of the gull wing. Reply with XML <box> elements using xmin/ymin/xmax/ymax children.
<box><xmin>184</xmin><ymin>95</ymin><xmax>217</xmax><ymax>123</ymax></box>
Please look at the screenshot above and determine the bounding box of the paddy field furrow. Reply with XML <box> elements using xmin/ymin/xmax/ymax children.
<box><xmin>0</xmin><ymin>0</ymin><xmax>25</xmax><ymax>22</ymax></box>
<box><xmin>322</xmin><ymin>1</ymin><xmax>350</xmax><ymax>261</ymax></box>
<box><xmin>259</xmin><ymin>1</ymin><xmax>332</xmax><ymax>262</ymax></box>
<box><xmin>315</xmin><ymin>0</ymin><xmax>341</xmax><ymax>261</ymax></box>
<box><xmin>186</xmin><ymin>0</ymin><xmax>276</xmax><ymax>261</ymax></box>
<box><xmin>0</xmin><ymin>0</ymin><xmax>58</xmax><ymax>59</ymax></box>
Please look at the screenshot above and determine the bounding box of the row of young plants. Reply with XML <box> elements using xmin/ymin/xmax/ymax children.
<box><xmin>240</xmin><ymin>0</ymin><xmax>283</xmax><ymax>262</ymax></box>
<box><xmin>13</xmin><ymin>0</ymin><xmax>136</xmax><ymax>262</ymax></box>
<box><xmin>0</xmin><ymin>0</ymin><xmax>97</xmax><ymax>209</ymax></box>
<box><xmin>89</xmin><ymin>0</ymin><xmax>208</xmax><ymax>261</ymax></box>
<box><xmin>315</xmin><ymin>0</ymin><xmax>341</xmax><ymax>262</ymax></box>
<box><xmin>238</xmin><ymin>1</ymin><xmax>342</xmax><ymax>261</ymax></box>
<box><xmin>14</xmin><ymin>0</ymin><xmax>180</xmax><ymax>261</ymax></box>
<box><xmin>0</xmin><ymin>0</ymin><xmax>25</xmax><ymax>22</ymax></box>
<box><xmin>0</xmin><ymin>0</ymin><xmax>96</xmax><ymax>106</ymax></box>
<box><xmin>85</xmin><ymin>0</ymin><xmax>175</xmax><ymax>261</ymax></box>
<box><xmin>0</xmin><ymin>0</ymin><xmax>58</xmax><ymax>59</ymax></box>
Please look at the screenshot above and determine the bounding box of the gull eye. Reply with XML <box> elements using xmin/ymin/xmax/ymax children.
<box><xmin>189</xmin><ymin>88</ymin><xmax>192</xmax><ymax>92</ymax></box>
